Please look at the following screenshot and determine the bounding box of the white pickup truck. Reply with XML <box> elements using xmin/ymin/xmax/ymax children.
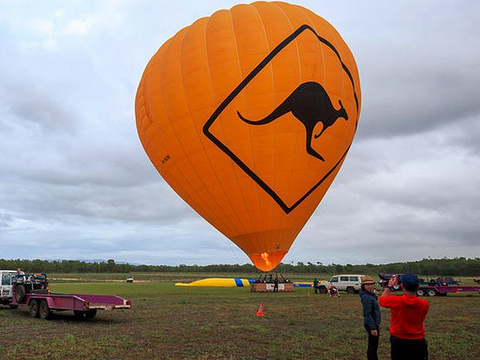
<box><xmin>0</xmin><ymin>270</ymin><xmax>18</xmax><ymax>308</ymax></box>
<box><xmin>317</xmin><ymin>274</ymin><xmax>365</xmax><ymax>294</ymax></box>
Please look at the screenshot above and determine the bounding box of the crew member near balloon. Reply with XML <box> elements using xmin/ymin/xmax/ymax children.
<box><xmin>380</xmin><ymin>274</ymin><xmax>429</xmax><ymax>360</ymax></box>
<box><xmin>313</xmin><ymin>277</ymin><xmax>319</xmax><ymax>294</ymax></box>
<box><xmin>273</xmin><ymin>277</ymin><xmax>279</xmax><ymax>292</ymax></box>
<box><xmin>359</xmin><ymin>276</ymin><xmax>381</xmax><ymax>360</ymax></box>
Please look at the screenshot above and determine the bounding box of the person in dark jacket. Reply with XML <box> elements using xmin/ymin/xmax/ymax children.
<box><xmin>360</xmin><ymin>275</ymin><xmax>381</xmax><ymax>360</ymax></box>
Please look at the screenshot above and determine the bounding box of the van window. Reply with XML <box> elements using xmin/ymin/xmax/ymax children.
<box><xmin>340</xmin><ymin>276</ymin><xmax>349</xmax><ymax>282</ymax></box>
<box><xmin>330</xmin><ymin>277</ymin><xmax>338</xmax><ymax>283</ymax></box>
<box><xmin>349</xmin><ymin>276</ymin><xmax>359</xmax><ymax>282</ymax></box>
<box><xmin>2</xmin><ymin>274</ymin><xmax>12</xmax><ymax>286</ymax></box>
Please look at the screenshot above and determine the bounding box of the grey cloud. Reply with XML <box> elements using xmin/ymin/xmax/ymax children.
<box><xmin>0</xmin><ymin>179</ymin><xmax>195</xmax><ymax>226</ymax></box>
<box><xmin>0</xmin><ymin>1</ymin><xmax>479</xmax><ymax>266</ymax></box>
<box><xmin>0</xmin><ymin>213</ymin><xmax>14</xmax><ymax>230</ymax></box>
<box><xmin>360</xmin><ymin>60</ymin><xmax>480</xmax><ymax>139</ymax></box>
<box><xmin>5</xmin><ymin>84</ymin><xmax>78</xmax><ymax>134</ymax></box>
<box><xmin>446</xmin><ymin>115</ymin><xmax>480</xmax><ymax>155</ymax></box>
<box><xmin>351</xmin><ymin>1</ymin><xmax>480</xmax><ymax>140</ymax></box>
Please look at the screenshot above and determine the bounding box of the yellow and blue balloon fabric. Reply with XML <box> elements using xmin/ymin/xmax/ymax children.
<box><xmin>175</xmin><ymin>278</ymin><xmax>254</xmax><ymax>287</ymax></box>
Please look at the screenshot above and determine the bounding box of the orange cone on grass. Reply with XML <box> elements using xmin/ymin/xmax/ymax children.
<box><xmin>256</xmin><ymin>302</ymin><xmax>265</xmax><ymax>316</ymax></box>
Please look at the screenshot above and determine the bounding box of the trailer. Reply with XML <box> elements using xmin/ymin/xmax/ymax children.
<box><xmin>416</xmin><ymin>285</ymin><xmax>480</xmax><ymax>297</ymax></box>
<box><xmin>12</xmin><ymin>273</ymin><xmax>131</xmax><ymax>320</ymax></box>
<box><xmin>378</xmin><ymin>273</ymin><xmax>480</xmax><ymax>297</ymax></box>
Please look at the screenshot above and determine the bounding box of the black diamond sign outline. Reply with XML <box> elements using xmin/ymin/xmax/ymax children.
<box><xmin>203</xmin><ymin>25</ymin><xmax>359</xmax><ymax>214</ymax></box>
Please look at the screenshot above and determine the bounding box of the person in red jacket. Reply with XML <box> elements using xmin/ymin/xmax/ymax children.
<box><xmin>379</xmin><ymin>273</ymin><xmax>429</xmax><ymax>360</ymax></box>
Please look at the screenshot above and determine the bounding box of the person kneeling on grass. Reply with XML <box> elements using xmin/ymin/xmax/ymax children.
<box><xmin>380</xmin><ymin>273</ymin><xmax>430</xmax><ymax>360</ymax></box>
<box><xmin>327</xmin><ymin>285</ymin><xmax>339</xmax><ymax>297</ymax></box>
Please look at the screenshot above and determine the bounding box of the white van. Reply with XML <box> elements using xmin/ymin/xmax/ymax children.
<box><xmin>0</xmin><ymin>270</ymin><xmax>18</xmax><ymax>308</ymax></box>
<box><xmin>318</xmin><ymin>274</ymin><xmax>365</xmax><ymax>294</ymax></box>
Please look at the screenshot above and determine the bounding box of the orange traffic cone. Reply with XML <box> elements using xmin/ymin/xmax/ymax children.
<box><xmin>307</xmin><ymin>291</ymin><xmax>311</xmax><ymax>296</ymax></box>
<box><xmin>256</xmin><ymin>302</ymin><xmax>265</xmax><ymax>316</ymax></box>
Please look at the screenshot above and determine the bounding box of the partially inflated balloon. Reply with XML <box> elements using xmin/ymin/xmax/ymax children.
<box><xmin>135</xmin><ymin>1</ymin><xmax>361</xmax><ymax>271</ymax></box>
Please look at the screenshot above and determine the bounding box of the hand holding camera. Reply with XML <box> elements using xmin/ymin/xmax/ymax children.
<box><xmin>388</xmin><ymin>275</ymin><xmax>400</xmax><ymax>290</ymax></box>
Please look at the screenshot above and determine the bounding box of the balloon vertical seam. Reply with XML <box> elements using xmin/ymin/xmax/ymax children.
<box><xmin>223</xmin><ymin>6</ymin><xmax>259</xmax><ymax>237</ymax></box>
<box><xmin>277</xmin><ymin>2</ymin><xmax>308</xmax><ymax>224</ymax></box>
<box><xmin>268</xmin><ymin>2</ymin><xmax>288</xmax><ymax>247</ymax></box>
<box><xmin>157</xmin><ymin>31</ymin><xmax>210</xmax><ymax>220</ymax></box>
<box><xmin>178</xmin><ymin>20</ymin><xmax>233</xmax><ymax>232</ymax></box>
<box><xmin>263</xmin><ymin>1</ymin><xmax>296</xmax><ymax>249</ymax></box>
<box><xmin>247</xmin><ymin>3</ymin><xmax>271</xmax><ymax>248</ymax></box>
<box><xmin>203</xmin><ymin>9</ymin><xmax>251</xmax><ymax>236</ymax></box>
<box><xmin>136</xmin><ymin>80</ymin><xmax>153</xmax><ymax>150</ymax></box>
<box><xmin>226</xmin><ymin>8</ymin><xmax>256</xmax><ymax>236</ymax></box>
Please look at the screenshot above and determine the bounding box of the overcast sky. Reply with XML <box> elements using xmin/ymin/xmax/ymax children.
<box><xmin>1</xmin><ymin>1</ymin><xmax>479</xmax><ymax>267</ymax></box>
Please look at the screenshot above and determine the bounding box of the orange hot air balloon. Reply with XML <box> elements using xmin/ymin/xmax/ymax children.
<box><xmin>135</xmin><ymin>2</ymin><xmax>361</xmax><ymax>271</ymax></box>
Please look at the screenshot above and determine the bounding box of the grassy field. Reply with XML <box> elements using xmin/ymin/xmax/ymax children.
<box><xmin>0</xmin><ymin>273</ymin><xmax>479</xmax><ymax>360</ymax></box>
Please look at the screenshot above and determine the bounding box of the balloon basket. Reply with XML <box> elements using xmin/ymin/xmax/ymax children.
<box><xmin>250</xmin><ymin>273</ymin><xmax>294</xmax><ymax>293</ymax></box>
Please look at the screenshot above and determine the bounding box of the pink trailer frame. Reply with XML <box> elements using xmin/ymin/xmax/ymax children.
<box><xmin>12</xmin><ymin>284</ymin><xmax>131</xmax><ymax>319</ymax></box>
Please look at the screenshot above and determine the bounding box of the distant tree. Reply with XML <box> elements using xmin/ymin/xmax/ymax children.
<box><xmin>1</xmin><ymin>257</ymin><xmax>479</xmax><ymax>275</ymax></box>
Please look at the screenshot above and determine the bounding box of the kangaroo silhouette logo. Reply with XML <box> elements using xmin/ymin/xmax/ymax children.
<box><xmin>237</xmin><ymin>81</ymin><xmax>348</xmax><ymax>162</ymax></box>
<box><xmin>203</xmin><ymin>25</ymin><xmax>359</xmax><ymax>214</ymax></box>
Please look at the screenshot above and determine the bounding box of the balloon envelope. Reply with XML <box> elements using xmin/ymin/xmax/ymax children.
<box><xmin>135</xmin><ymin>1</ymin><xmax>361</xmax><ymax>271</ymax></box>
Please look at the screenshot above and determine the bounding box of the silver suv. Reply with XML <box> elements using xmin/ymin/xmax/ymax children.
<box><xmin>318</xmin><ymin>274</ymin><xmax>365</xmax><ymax>294</ymax></box>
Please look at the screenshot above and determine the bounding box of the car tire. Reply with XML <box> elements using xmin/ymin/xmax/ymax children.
<box><xmin>29</xmin><ymin>300</ymin><xmax>39</xmax><ymax>318</ymax></box>
<box><xmin>85</xmin><ymin>309</ymin><xmax>97</xmax><ymax>319</ymax></box>
<box><xmin>417</xmin><ymin>289</ymin><xmax>425</xmax><ymax>296</ymax></box>
<box><xmin>39</xmin><ymin>300</ymin><xmax>51</xmax><ymax>320</ymax></box>
<box><xmin>346</xmin><ymin>287</ymin><xmax>355</xmax><ymax>295</ymax></box>
<box><xmin>427</xmin><ymin>289</ymin><xmax>437</xmax><ymax>297</ymax></box>
<box><xmin>74</xmin><ymin>310</ymin><xmax>85</xmax><ymax>319</ymax></box>
<box><xmin>15</xmin><ymin>285</ymin><xmax>26</xmax><ymax>303</ymax></box>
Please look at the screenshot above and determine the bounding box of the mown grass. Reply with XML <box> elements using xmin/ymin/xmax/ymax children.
<box><xmin>48</xmin><ymin>272</ymin><xmax>321</xmax><ymax>283</ymax></box>
<box><xmin>0</xmin><ymin>274</ymin><xmax>479</xmax><ymax>360</ymax></box>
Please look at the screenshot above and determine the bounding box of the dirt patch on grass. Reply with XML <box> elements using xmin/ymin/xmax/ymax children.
<box><xmin>50</xmin><ymin>277</ymin><xmax>82</xmax><ymax>281</ymax></box>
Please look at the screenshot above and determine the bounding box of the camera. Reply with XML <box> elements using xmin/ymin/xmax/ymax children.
<box><xmin>378</xmin><ymin>273</ymin><xmax>401</xmax><ymax>290</ymax></box>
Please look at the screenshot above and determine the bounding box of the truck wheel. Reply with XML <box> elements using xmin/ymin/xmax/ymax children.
<box><xmin>427</xmin><ymin>289</ymin><xmax>437</xmax><ymax>297</ymax></box>
<box><xmin>15</xmin><ymin>285</ymin><xmax>26</xmax><ymax>303</ymax></box>
<box><xmin>74</xmin><ymin>310</ymin><xmax>85</xmax><ymax>319</ymax></box>
<box><xmin>29</xmin><ymin>300</ymin><xmax>39</xmax><ymax>318</ymax></box>
<box><xmin>318</xmin><ymin>286</ymin><xmax>327</xmax><ymax>294</ymax></box>
<box><xmin>39</xmin><ymin>300</ymin><xmax>52</xmax><ymax>320</ymax></box>
<box><xmin>417</xmin><ymin>289</ymin><xmax>425</xmax><ymax>296</ymax></box>
<box><xmin>85</xmin><ymin>309</ymin><xmax>97</xmax><ymax>319</ymax></box>
<box><xmin>346</xmin><ymin>287</ymin><xmax>355</xmax><ymax>295</ymax></box>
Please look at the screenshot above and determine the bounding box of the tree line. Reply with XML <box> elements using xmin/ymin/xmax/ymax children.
<box><xmin>0</xmin><ymin>257</ymin><xmax>479</xmax><ymax>276</ymax></box>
